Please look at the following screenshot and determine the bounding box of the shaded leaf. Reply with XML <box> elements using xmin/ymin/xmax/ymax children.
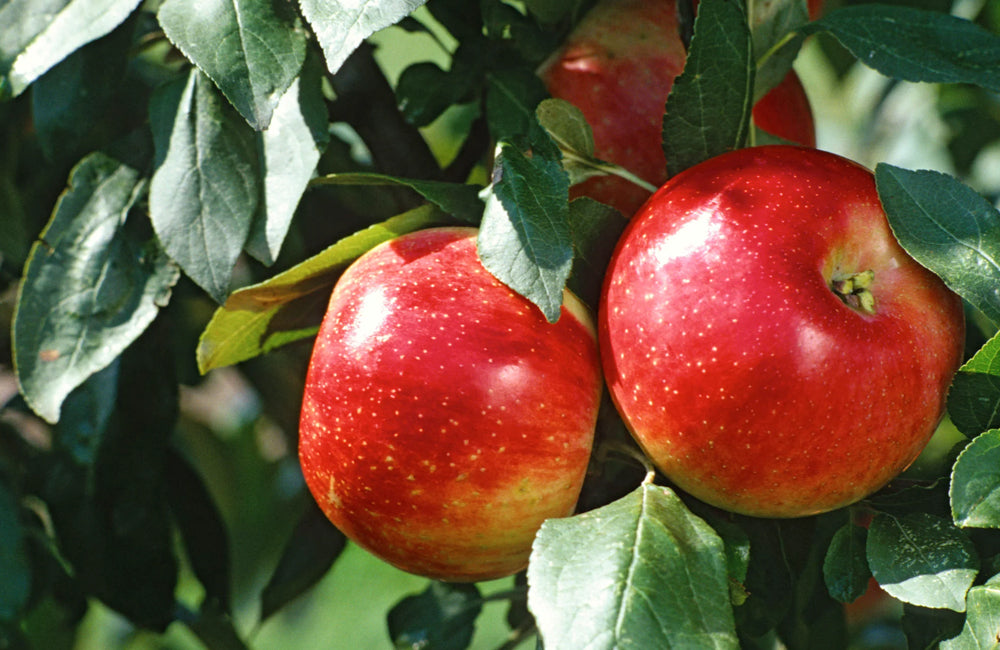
<box><xmin>0</xmin><ymin>479</ymin><xmax>30</xmax><ymax>623</ymax></box>
<box><xmin>750</xmin><ymin>0</ymin><xmax>808</xmax><ymax>100</ymax></box>
<box><xmin>13</xmin><ymin>152</ymin><xmax>179</xmax><ymax>423</ymax></box>
<box><xmin>484</xmin><ymin>67</ymin><xmax>552</xmax><ymax>153</ymax></box>
<box><xmin>311</xmin><ymin>173</ymin><xmax>484</xmax><ymax>225</ymax></box>
<box><xmin>805</xmin><ymin>5</ymin><xmax>1000</xmax><ymax>93</ymax></box>
<box><xmin>260</xmin><ymin>502</ymin><xmax>347</xmax><ymax>620</ymax></box>
<box><xmin>949</xmin><ymin>331</ymin><xmax>1000</xmax><ymax>436</ymax></box>
<box><xmin>566</xmin><ymin>197</ymin><xmax>625</xmax><ymax>310</ymax></box>
<box><xmin>901</xmin><ymin>603</ymin><xmax>966</xmax><ymax>650</ymax></box>
<box><xmin>388</xmin><ymin>582</ymin><xmax>482</xmax><ymax>650</ymax></box>
<box><xmin>157</xmin><ymin>0</ymin><xmax>308</xmax><ymax>130</ymax></box>
<box><xmin>196</xmin><ymin>205</ymin><xmax>446</xmax><ymax>372</ymax></box>
<box><xmin>528</xmin><ymin>483</ymin><xmax>738</xmax><ymax>650</ymax></box>
<box><xmin>663</xmin><ymin>0</ymin><xmax>754</xmax><ymax>178</ymax></box>
<box><xmin>300</xmin><ymin>0</ymin><xmax>427</xmax><ymax>76</ymax></box>
<box><xmin>0</xmin><ymin>0</ymin><xmax>141</xmax><ymax>98</ymax></box>
<box><xmin>876</xmin><ymin>164</ymin><xmax>1000</xmax><ymax>326</ymax></box>
<box><xmin>478</xmin><ymin>141</ymin><xmax>572</xmax><ymax>323</ymax></box>
<box><xmin>246</xmin><ymin>54</ymin><xmax>330</xmax><ymax>265</ymax></box>
<box><xmin>149</xmin><ymin>68</ymin><xmax>260</xmax><ymax>304</ymax></box>
<box><xmin>867</xmin><ymin>513</ymin><xmax>978</xmax><ymax>612</ymax></box>
<box><xmin>823</xmin><ymin>524</ymin><xmax>871</xmax><ymax>604</ymax></box>
<box><xmin>940</xmin><ymin>577</ymin><xmax>1000</xmax><ymax>649</ymax></box>
<box><xmin>951</xmin><ymin>429</ymin><xmax>1000</xmax><ymax>529</ymax></box>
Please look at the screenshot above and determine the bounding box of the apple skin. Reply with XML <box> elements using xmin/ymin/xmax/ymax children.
<box><xmin>598</xmin><ymin>146</ymin><xmax>965</xmax><ymax>518</ymax></box>
<box><xmin>538</xmin><ymin>0</ymin><xmax>817</xmax><ymax>217</ymax></box>
<box><xmin>298</xmin><ymin>227</ymin><xmax>603</xmax><ymax>581</ymax></box>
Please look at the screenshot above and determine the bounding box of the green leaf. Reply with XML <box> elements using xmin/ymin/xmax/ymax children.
<box><xmin>477</xmin><ymin>141</ymin><xmax>572</xmax><ymax>323</ymax></box>
<box><xmin>949</xmin><ymin>331</ymin><xmax>1000</xmax><ymax>436</ymax></box>
<box><xmin>875</xmin><ymin>164</ymin><xmax>1000</xmax><ymax>326</ymax></box>
<box><xmin>0</xmin><ymin>0</ymin><xmax>141</xmax><ymax>99</ymax></box>
<box><xmin>387</xmin><ymin>582</ymin><xmax>482</xmax><ymax>650</ymax></box>
<box><xmin>149</xmin><ymin>69</ymin><xmax>260</xmax><ymax>304</ymax></box>
<box><xmin>484</xmin><ymin>67</ymin><xmax>552</xmax><ymax>152</ymax></box>
<box><xmin>566</xmin><ymin>197</ymin><xmax>626</xmax><ymax>310</ymax></box>
<box><xmin>805</xmin><ymin>5</ymin><xmax>1000</xmax><ymax>94</ymax></box>
<box><xmin>31</xmin><ymin>17</ymin><xmax>132</xmax><ymax>161</ymax></box>
<box><xmin>823</xmin><ymin>524</ymin><xmax>871</xmax><ymax>604</ymax></box>
<box><xmin>527</xmin><ymin>483</ymin><xmax>738</xmax><ymax>650</ymax></box>
<box><xmin>196</xmin><ymin>204</ymin><xmax>445</xmax><ymax>372</ymax></box>
<box><xmin>0</xmin><ymin>479</ymin><xmax>30</xmax><ymax>623</ymax></box>
<box><xmin>246</xmin><ymin>54</ymin><xmax>330</xmax><ymax>266</ymax></box>
<box><xmin>300</xmin><ymin>0</ymin><xmax>427</xmax><ymax>76</ymax></box>
<box><xmin>662</xmin><ymin>0</ymin><xmax>754</xmax><ymax>178</ymax></box>
<box><xmin>867</xmin><ymin>513</ymin><xmax>979</xmax><ymax>612</ymax></box>
<box><xmin>51</xmin><ymin>361</ymin><xmax>120</xmax><ymax>465</ymax></box>
<box><xmin>940</xmin><ymin>577</ymin><xmax>1000</xmax><ymax>649</ymax></box>
<box><xmin>260</xmin><ymin>503</ymin><xmax>347</xmax><ymax>621</ymax></box>
<box><xmin>311</xmin><ymin>173</ymin><xmax>484</xmax><ymax>225</ymax></box>
<box><xmin>12</xmin><ymin>152</ymin><xmax>179</xmax><ymax>424</ymax></box>
<box><xmin>901</xmin><ymin>603</ymin><xmax>966</xmax><ymax>649</ymax></box>
<box><xmin>157</xmin><ymin>0</ymin><xmax>308</xmax><ymax>130</ymax></box>
<box><xmin>951</xmin><ymin>429</ymin><xmax>1000</xmax><ymax>529</ymax></box>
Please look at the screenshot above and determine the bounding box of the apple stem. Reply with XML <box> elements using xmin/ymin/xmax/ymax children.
<box><xmin>831</xmin><ymin>269</ymin><xmax>877</xmax><ymax>315</ymax></box>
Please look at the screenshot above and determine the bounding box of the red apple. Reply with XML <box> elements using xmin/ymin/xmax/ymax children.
<box><xmin>298</xmin><ymin>227</ymin><xmax>603</xmax><ymax>581</ymax></box>
<box><xmin>538</xmin><ymin>0</ymin><xmax>817</xmax><ymax>217</ymax></box>
<box><xmin>598</xmin><ymin>146</ymin><xmax>964</xmax><ymax>518</ymax></box>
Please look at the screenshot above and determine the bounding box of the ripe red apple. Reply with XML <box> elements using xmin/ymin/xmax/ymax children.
<box><xmin>298</xmin><ymin>227</ymin><xmax>603</xmax><ymax>581</ymax></box>
<box><xmin>598</xmin><ymin>145</ymin><xmax>965</xmax><ymax>518</ymax></box>
<box><xmin>538</xmin><ymin>0</ymin><xmax>817</xmax><ymax>217</ymax></box>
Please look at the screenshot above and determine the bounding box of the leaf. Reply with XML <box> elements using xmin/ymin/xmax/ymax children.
<box><xmin>823</xmin><ymin>524</ymin><xmax>871</xmax><ymax>604</ymax></box>
<box><xmin>299</xmin><ymin>0</ymin><xmax>427</xmax><ymax>76</ymax></box>
<box><xmin>149</xmin><ymin>69</ymin><xmax>260</xmax><ymax>304</ymax></box>
<box><xmin>157</xmin><ymin>0</ymin><xmax>308</xmax><ymax>130</ymax></box>
<box><xmin>259</xmin><ymin>502</ymin><xmax>347</xmax><ymax>620</ymax></box>
<box><xmin>387</xmin><ymin>582</ymin><xmax>483</xmax><ymax>650</ymax></box>
<box><xmin>51</xmin><ymin>361</ymin><xmax>120</xmax><ymax>465</ymax></box>
<box><xmin>527</xmin><ymin>483</ymin><xmax>738</xmax><ymax>650</ymax></box>
<box><xmin>901</xmin><ymin>603</ymin><xmax>966</xmax><ymax>650</ymax></box>
<box><xmin>662</xmin><ymin>0</ymin><xmax>754</xmax><ymax>178</ymax></box>
<box><xmin>940</xmin><ymin>577</ymin><xmax>1000</xmax><ymax>649</ymax></box>
<box><xmin>750</xmin><ymin>0</ymin><xmax>808</xmax><ymax>98</ymax></box>
<box><xmin>245</xmin><ymin>54</ymin><xmax>330</xmax><ymax>266</ymax></box>
<box><xmin>12</xmin><ymin>152</ymin><xmax>179</xmax><ymax>424</ymax></box>
<box><xmin>196</xmin><ymin>204</ymin><xmax>445</xmax><ymax>372</ymax></box>
<box><xmin>484</xmin><ymin>67</ymin><xmax>553</xmax><ymax>152</ymax></box>
<box><xmin>310</xmin><ymin>173</ymin><xmax>484</xmax><ymax>225</ymax></box>
<box><xmin>0</xmin><ymin>479</ymin><xmax>30</xmax><ymax>623</ymax></box>
<box><xmin>0</xmin><ymin>0</ymin><xmax>141</xmax><ymax>99</ymax></box>
<box><xmin>876</xmin><ymin>164</ymin><xmax>1000</xmax><ymax>326</ymax></box>
<box><xmin>949</xmin><ymin>331</ymin><xmax>1000</xmax><ymax>436</ymax></box>
<box><xmin>867</xmin><ymin>512</ymin><xmax>979</xmax><ymax>612</ymax></box>
<box><xmin>804</xmin><ymin>5</ymin><xmax>1000</xmax><ymax>94</ymax></box>
<box><xmin>951</xmin><ymin>429</ymin><xmax>1000</xmax><ymax>529</ymax></box>
<box><xmin>477</xmin><ymin>141</ymin><xmax>572</xmax><ymax>323</ymax></box>
<box><xmin>566</xmin><ymin>197</ymin><xmax>626</xmax><ymax>310</ymax></box>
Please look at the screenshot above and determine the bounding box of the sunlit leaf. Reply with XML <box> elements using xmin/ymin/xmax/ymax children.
<box><xmin>951</xmin><ymin>429</ymin><xmax>1000</xmax><ymax>529</ymax></box>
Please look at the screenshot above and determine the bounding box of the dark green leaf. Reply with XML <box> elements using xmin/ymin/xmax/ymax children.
<box><xmin>387</xmin><ymin>582</ymin><xmax>482</xmax><ymax>650</ymax></box>
<box><xmin>528</xmin><ymin>483</ymin><xmax>738</xmax><ymax>650</ymax></box>
<box><xmin>0</xmin><ymin>479</ymin><xmax>30</xmax><ymax>623</ymax></box>
<box><xmin>663</xmin><ymin>0</ymin><xmax>754</xmax><ymax>178</ymax></box>
<box><xmin>477</xmin><ymin>141</ymin><xmax>572</xmax><ymax>323</ymax></box>
<box><xmin>876</xmin><ymin>164</ymin><xmax>1000</xmax><ymax>326</ymax></box>
<box><xmin>484</xmin><ymin>67</ymin><xmax>552</xmax><ymax>152</ymax></box>
<box><xmin>300</xmin><ymin>0</ymin><xmax>427</xmax><ymax>75</ymax></box>
<box><xmin>51</xmin><ymin>362</ymin><xmax>120</xmax><ymax>466</ymax></box>
<box><xmin>31</xmin><ymin>17</ymin><xmax>132</xmax><ymax>162</ymax></box>
<box><xmin>823</xmin><ymin>524</ymin><xmax>871</xmax><ymax>604</ymax></box>
<box><xmin>181</xmin><ymin>600</ymin><xmax>250</xmax><ymax>650</ymax></box>
<box><xmin>805</xmin><ymin>5</ymin><xmax>1000</xmax><ymax>93</ymax></box>
<box><xmin>196</xmin><ymin>205</ymin><xmax>446</xmax><ymax>372</ymax></box>
<box><xmin>149</xmin><ymin>69</ymin><xmax>260</xmax><ymax>304</ymax></box>
<box><xmin>246</xmin><ymin>53</ymin><xmax>330</xmax><ymax>266</ymax></box>
<box><xmin>311</xmin><ymin>173</ymin><xmax>484</xmax><ymax>225</ymax></box>
<box><xmin>566</xmin><ymin>197</ymin><xmax>625</xmax><ymax>310</ymax></box>
<box><xmin>165</xmin><ymin>450</ymin><xmax>231</xmax><ymax>611</ymax></box>
<box><xmin>395</xmin><ymin>59</ymin><xmax>480</xmax><ymax>128</ymax></box>
<box><xmin>0</xmin><ymin>0</ymin><xmax>141</xmax><ymax>98</ymax></box>
<box><xmin>867</xmin><ymin>512</ymin><xmax>978</xmax><ymax>612</ymax></box>
<box><xmin>949</xmin><ymin>331</ymin><xmax>1000</xmax><ymax>436</ymax></box>
<box><xmin>901</xmin><ymin>603</ymin><xmax>966</xmax><ymax>650</ymax></box>
<box><xmin>940</xmin><ymin>577</ymin><xmax>1000</xmax><ymax>649</ymax></box>
<box><xmin>951</xmin><ymin>429</ymin><xmax>1000</xmax><ymax>529</ymax></box>
<box><xmin>157</xmin><ymin>0</ymin><xmax>308</xmax><ymax>130</ymax></box>
<box><xmin>260</xmin><ymin>502</ymin><xmax>347</xmax><ymax>621</ymax></box>
<box><xmin>13</xmin><ymin>151</ymin><xmax>179</xmax><ymax>423</ymax></box>
<box><xmin>750</xmin><ymin>0</ymin><xmax>808</xmax><ymax>99</ymax></box>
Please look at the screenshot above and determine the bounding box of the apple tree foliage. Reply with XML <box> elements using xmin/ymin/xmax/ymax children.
<box><xmin>1</xmin><ymin>0</ymin><xmax>1000</xmax><ymax>648</ymax></box>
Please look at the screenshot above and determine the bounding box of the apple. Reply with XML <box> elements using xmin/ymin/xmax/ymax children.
<box><xmin>298</xmin><ymin>227</ymin><xmax>603</xmax><ymax>581</ymax></box>
<box><xmin>538</xmin><ymin>0</ymin><xmax>817</xmax><ymax>217</ymax></box>
<box><xmin>598</xmin><ymin>145</ymin><xmax>965</xmax><ymax>518</ymax></box>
